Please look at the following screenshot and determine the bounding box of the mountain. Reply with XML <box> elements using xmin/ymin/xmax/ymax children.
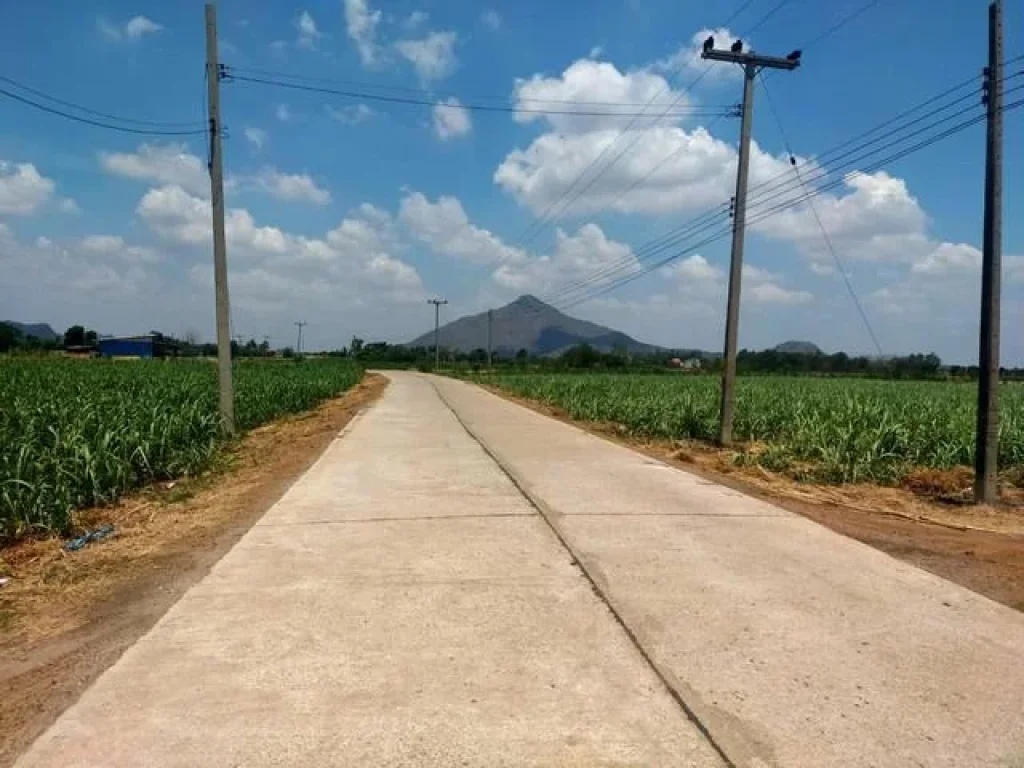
<box><xmin>2</xmin><ymin>321</ymin><xmax>59</xmax><ymax>342</ymax></box>
<box><xmin>774</xmin><ymin>340</ymin><xmax>824</xmax><ymax>356</ymax></box>
<box><xmin>407</xmin><ymin>295</ymin><xmax>667</xmax><ymax>357</ymax></box>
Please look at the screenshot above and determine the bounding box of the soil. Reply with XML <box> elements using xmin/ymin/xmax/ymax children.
<box><xmin>0</xmin><ymin>373</ymin><xmax>387</xmax><ymax>768</ymax></box>
<box><xmin>480</xmin><ymin>385</ymin><xmax>1024</xmax><ymax>613</ymax></box>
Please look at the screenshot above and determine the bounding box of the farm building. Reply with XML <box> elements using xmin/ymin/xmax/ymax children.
<box><xmin>98</xmin><ymin>335</ymin><xmax>177</xmax><ymax>359</ymax></box>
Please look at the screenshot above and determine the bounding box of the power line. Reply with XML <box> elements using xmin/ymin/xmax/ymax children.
<box><xmin>757</xmin><ymin>69</ymin><xmax>883</xmax><ymax>356</ymax></box>
<box><xmin>226</xmin><ymin>64</ymin><xmax>737</xmax><ymax>110</ymax></box>
<box><xmin>507</xmin><ymin>0</ymin><xmax>781</xmax><ymax>253</ymax></box>
<box><xmin>0</xmin><ymin>74</ymin><xmax>207</xmax><ymax>129</ymax></box>
<box><xmin>544</xmin><ymin>71</ymin><xmax>1022</xmax><ymax>307</ymax></box>
<box><xmin>0</xmin><ymin>86</ymin><xmax>209</xmax><ymax>136</ymax></box>
<box><xmin>223</xmin><ymin>71</ymin><xmax>733</xmax><ymax>119</ymax></box>
<box><xmin>556</xmin><ymin>98</ymin><xmax>1023</xmax><ymax>311</ymax></box>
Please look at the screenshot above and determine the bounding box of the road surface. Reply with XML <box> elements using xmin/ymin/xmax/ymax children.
<box><xmin>17</xmin><ymin>372</ymin><xmax>1024</xmax><ymax>767</ymax></box>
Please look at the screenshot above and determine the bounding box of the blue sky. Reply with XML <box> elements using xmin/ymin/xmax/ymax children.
<box><xmin>0</xmin><ymin>0</ymin><xmax>1021</xmax><ymax>363</ymax></box>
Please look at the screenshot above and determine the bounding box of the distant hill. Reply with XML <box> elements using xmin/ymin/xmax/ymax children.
<box><xmin>2</xmin><ymin>321</ymin><xmax>59</xmax><ymax>342</ymax></box>
<box><xmin>407</xmin><ymin>295</ymin><xmax>669</xmax><ymax>357</ymax></box>
<box><xmin>774</xmin><ymin>340</ymin><xmax>823</xmax><ymax>356</ymax></box>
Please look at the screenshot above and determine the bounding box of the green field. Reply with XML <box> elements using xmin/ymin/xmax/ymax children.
<box><xmin>1</xmin><ymin>358</ymin><xmax>362</xmax><ymax>540</ymax></box>
<box><xmin>475</xmin><ymin>373</ymin><xmax>1024</xmax><ymax>485</ymax></box>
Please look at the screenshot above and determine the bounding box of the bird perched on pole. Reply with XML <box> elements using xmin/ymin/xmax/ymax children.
<box><xmin>731</xmin><ymin>39</ymin><xmax>744</xmax><ymax>53</ymax></box>
<box><xmin>703</xmin><ymin>35</ymin><xmax>715</xmax><ymax>53</ymax></box>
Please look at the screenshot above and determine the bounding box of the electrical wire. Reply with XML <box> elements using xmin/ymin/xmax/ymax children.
<box><xmin>509</xmin><ymin>0</ymin><xmax>793</xmax><ymax>252</ymax></box>
<box><xmin>556</xmin><ymin>97</ymin><xmax>1023</xmax><ymax>311</ymax></box>
<box><xmin>225</xmin><ymin>64</ymin><xmax>737</xmax><ymax>110</ymax></box>
<box><xmin>223</xmin><ymin>72</ymin><xmax>732</xmax><ymax>119</ymax></box>
<box><xmin>758</xmin><ymin>69</ymin><xmax>883</xmax><ymax>356</ymax></box>
<box><xmin>544</xmin><ymin>71</ymin><xmax>1022</xmax><ymax>307</ymax></box>
<box><xmin>0</xmin><ymin>74</ymin><xmax>207</xmax><ymax>129</ymax></box>
<box><xmin>0</xmin><ymin>87</ymin><xmax>209</xmax><ymax>136</ymax></box>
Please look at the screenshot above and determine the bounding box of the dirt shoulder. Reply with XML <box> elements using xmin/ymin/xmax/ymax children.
<box><xmin>0</xmin><ymin>373</ymin><xmax>387</xmax><ymax>767</ymax></box>
<box><xmin>478</xmin><ymin>383</ymin><xmax>1024</xmax><ymax>613</ymax></box>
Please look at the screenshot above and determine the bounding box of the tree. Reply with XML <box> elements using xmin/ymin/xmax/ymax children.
<box><xmin>0</xmin><ymin>322</ymin><xmax>22</xmax><ymax>353</ymax></box>
<box><xmin>515</xmin><ymin>348</ymin><xmax>529</xmax><ymax>362</ymax></box>
<box><xmin>350</xmin><ymin>336</ymin><xmax>364</xmax><ymax>356</ymax></box>
<box><xmin>64</xmin><ymin>325</ymin><xmax>85</xmax><ymax>347</ymax></box>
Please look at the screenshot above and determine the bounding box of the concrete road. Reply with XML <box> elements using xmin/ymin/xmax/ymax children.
<box><xmin>17</xmin><ymin>372</ymin><xmax>723</xmax><ymax>768</ymax></box>
<box><xmin>17</xmin><ymin>371</ymin><xmax>1024</xmax><ymax>767</ymax></box>
<box><xmin>431</xmin><ymin>374</ymin><xmax>1024</xmax><ymax>768</ymax></box>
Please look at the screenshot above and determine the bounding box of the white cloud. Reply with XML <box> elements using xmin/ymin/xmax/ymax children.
<box><xmin>512</xmin><ymin>58</ymin><xmax>691</xmax><ymax>134</ymax></box>
<box><xmin>59</xmin><ymin>198</ymin><xmax>81</xmax><ymax>215</ymax></box>
<box><xmin>138</xmin><ymin>185</ymin><xmax>423</xmax><ymax>314</ymax></box>
<box><xmin>295</xmin><ymin>10</ymin><xmax>322</xmax><ymax>50</ymax></box>
<box><xmin>0</xmin><ymin>225</ymin><xmax>150</xmax><ymax>297</ymax></box>
<box><xmin>275</xmin><ymin>104</ymin><xmax>292</xmax><ymax>122</ymax></box>
<box><xmin>244</xmin><ymin>127</ymin><xmax>268</xmax><ymax>151</ymax></box>
<box><xmin>432</xmin><ymin>98</ymin><xmax>472</xmax><ymax>140</ymax></box>
<box><xmin>400</xmin><ymin>191</ymin><xmax>525</xmax><ymax>266</ymax></box>
<box><xmin>253</xmin><ymin>168</ymin><xmax>331</xmax><ymax>205</ymax></box>
<box><xmin>0</xmin><ymin>161</ymin><xmax>56</xmax><ymax>215</ymax></box>
<box><xmin>99</xmin><ymin>143</ymin><xmax>209</xmax><ymax>196</ymax></box>
<box><xmin>326</xmin><ymin>103</ymin><xmax>375</xmax><ymax>124</ymax></box>
<box><xmin>655</xmin><ymin>27</ymin><xmax>744</xmax><ymax>80</ymax></box>
<box><xmin>345</xmin><ymin>0</ymin><xmax>383</xmax><ymax>66</ymax></box>
<box><xmin>670</xmin><ymin>254</ymin><xmax>723</xmax><ymax>284</ymax></box>
<box><xmin>493</xmin><ymin>223</ymin><xmax>638</xmax><ymax>295</ymax></box>
<box><xmin>79</xmin><ymin>234</ymin><xmax>160</xmax><ymax>264</ymax></box>
<box><xmin>496</xmin><ymin>125</ymin><xmax>792</xmax><ymax>217</ymax></box>
<box><xmin>742</xmin><ymin>264</ymin><xmax>813</xmax><ymax>305</ymax></box>
<box><xmin>910</xmin><ymin>242</ymin><xmax>982</xmax><ymax>275</ymax></box>
<box><xmin>98</xmin><ymin>15</ymin><xmax>163</xmax><ymax>42</ymax></box>
<box><xmin>481</xmin><ymin>9</ymin><xmax>501</xmax><ymax>30</ymax></box>
<box><xmin>405</xmin><ymin>11</ymin><xmax>429</xmax><ymax>29</ymax></box>
<box><xmin>395</xmin><ymin>30</ymin><xmax>458</xmax><ymax>81</ymax></box>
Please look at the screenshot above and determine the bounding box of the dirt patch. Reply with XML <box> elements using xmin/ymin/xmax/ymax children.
<box><xmin>479</xmin><ymin>384</ymin><xmax>1024</xmax><ymax>613</ymax></box>
<box><xmin>0</xmin><ymin>373</ymin><xmax>387</xmax><ymax>767</ymax></box>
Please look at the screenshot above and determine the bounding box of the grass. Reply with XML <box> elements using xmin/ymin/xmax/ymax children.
<box><xmin>473</xmin><ymin>372</ymin><xmax>1024</xmax><ymax>486</ymax></box>
<box><xmin>0</xmin><ymin>357</ymin><xmax>362</xmax><ymax>540</ymax></box>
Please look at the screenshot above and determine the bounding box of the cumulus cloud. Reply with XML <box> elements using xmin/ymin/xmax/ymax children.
<box><xmin>400</xmin><ymin>192</ymin><xmax>525</xmax><ymax>265</ymax></box>
<box><xmin>655</xmin><ymin>27</ymin><xmax>744</xmax><ymax>80</ymax></box>
<box><xmin>405</xmin><ymin>11</ymin><xmax>429</xmax><ymax>29</ymax></box>
<box><xmin>326</xmin><ymin>103</ymin><xmax>375</xmax><ymax>124</ymax></box>
<box><xmin>481</xmin><ymin>9</ymin><xmax>501</xmax><ymax>30</ymax></box>
<box><xmin>493</xmin><ymin>223</ymin><xmax>638</xmax><ymax>295</ymax></box>
<box><xmin>395</xmin><ymin>30</ymin><xmax>458</xmax><ymax>81</ymax></box>
<box><xmin>244</xmin><ymin>127</ymin><xmax>268</xmax><ymax>151</ymax></box>
<box><xmin>0</xmin><ymin>161</ymin><xmax>56</xmax><ymax>215</ymax></box>
<box><xmin>345</xmin><ymin>0</ymin><xmax>383</xmax><ymax>66</ymax></box>
<box><xmin>252</xmin><ymin>168</ymin><xmax>331</xmax><ymax>205</ymax></box>
<box><xmin>295</xmin><ymin>10</ymin><xmax>322</xmax><ymax>50</ymax></box>
<box><xmin>98</xmin><ymin>15</ymin><xmax>163</xmax><ymax>42</ymax></box>
<box><xmin>99</xmin><ymin>143</ymin><xmax>209</xmax><ymax>196</ymax></box>
<box><xmin>512</xmin><ymin>58</ymin><xmax>691</xmax><ymax>134</ymax></box>
<box><xmin>432</xmin><ymin>98</ymin><xmax>472</xmax><ymax>140</ymax></box>
<box><xmin>138</xmin><ymin>185</ymin><xmax>423</xmax><ymax>314</ymax></box>
<box><xmin>496</xmin><ymin>125</ymin><xmax>792</xmax><ymax>217</ymax></box>
<box><xmin>0</xmin><ymin>225</ymin><xmax>150</xmax><ymax>298</ymax></box>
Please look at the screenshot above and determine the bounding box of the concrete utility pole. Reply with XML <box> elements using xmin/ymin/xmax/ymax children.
<box><xmin>487</xmin><ymin>309</ymin><xmax>494</xmax><ymax>368</ymax></box>
<box><xmin>702</xmin><ymin>37</ymin><xmax>801</xmax><ymax>445</ymax></box>
<box><xmin>294</xmin><ymin>321</ymin><xmax>307</xmax><ymax>355</ymax></box>
<box><xmin>205</xmin><ymin>3</ymin><xmax>234</xmax><ymax>435</ymax></box>
<box><xmin>428</xmin><ymin>298</ymin><xmax>448</xmax><ymax>369</ymax></box>
<box><xmin>975</xmin><ymin>0</ymin><xmax>1004</xmax><ymax>503</ymax></box>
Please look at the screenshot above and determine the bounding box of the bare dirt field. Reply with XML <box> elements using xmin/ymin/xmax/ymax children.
<box><xmin>0</xmin><ymin>373</ymin><xmax>387</xmax><ymax>768</ymax></box>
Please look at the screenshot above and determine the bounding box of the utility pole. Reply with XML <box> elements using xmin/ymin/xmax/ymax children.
<box><xmin>487</xmin><ymin>309</ymin><xmax>493</xmax><ymax>368</ymax></box>
<box><xmin>702</xmin><ymin>36</ymin><xmax>801</xmax><ymax>445</ymax></box>
<box><xmin>294</xmin><ymin>321</ymin><xmax>307</xmax><ymax>355</ymax></box>
<box><xmin>975</xmin><ymin>0</ymin><xmax>1004</xmax><ymax>503</ymax></box>
<box><xmin>427</xmin><ymin>298</ymin><xmax>448</xmax><ymax>370</ymax></box>
<box><xmin>205</xmin><ymin>3</ymin><xmax>234</xmax><ymax>435</ymax></box>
